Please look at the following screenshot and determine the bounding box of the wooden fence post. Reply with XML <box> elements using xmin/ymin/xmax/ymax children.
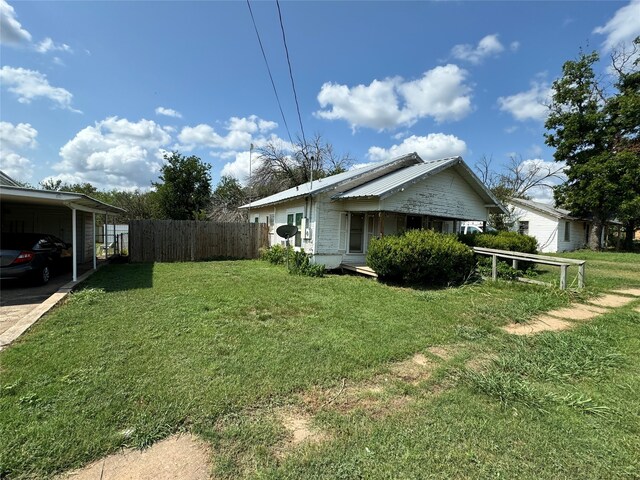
<box><xmin>578</xmin><ymin>263</ymin><xmax>585</xmax><ymax>289</ymax></box>
<box><xmin>560</xmin><ymin>264</ymin><xmax>568</xmax><ymax>290</ymax></box>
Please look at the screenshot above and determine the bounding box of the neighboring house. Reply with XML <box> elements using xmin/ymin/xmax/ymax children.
<box><xmin>0</xmin><ymin>177</ymin><xmax>124</xmax><ymax>281</ymax></box>
<box><xmin>0</xmin><ymin>171</ymin><xmax>20</xmax><ymax>187</ymax></box>
<box><xmin>241</xmin><ymin>153</ymin><xmax>507</xmax><ymax>269</ymax></box>
<box><xmin>508</xmin><ymin>197</ymin><xmax>605</xmax><ymax>253</ymax></box>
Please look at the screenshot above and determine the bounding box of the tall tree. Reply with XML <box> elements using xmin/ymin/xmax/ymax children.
<box><xmin>545</xmin><ymin>45</ymin><xmax>640</xmax><ymax>250</ymax></box>
<box><xmin>153</xmin><ymin>151</ymin><xmax>212</xmax><ymax>220</ymax></box>
<box><xmin>474</xmin><ymin>154</ymin><xmax>565</xmax><ymax>230</ymax></box>
<box><xmin>250</xmin><ymin>134</ymin><xmax>352</xmax><ymax>198</ymax></box>
<box><xmin>209</xmin><ymin>175</ymin><xmax>247</xmax><ymax>222</ymax></box>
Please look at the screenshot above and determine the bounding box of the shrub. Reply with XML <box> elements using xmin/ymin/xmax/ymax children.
<box><xmin>458</xmin><ymin>231</ymin><xmax>537</xmax><ymax>254</ymax></box>
<box><xmin>260</xmin><ymin>244</ymin><xmax>290</xmax><ymax>265</ymax></box>
<box><xmin>366</xmin><ymin>230</ymin><xmax>475</xmax><ymax>286</ymax></box>
<box><xmin>289</xmin><ymin>249</ymin><xmax>325</xmax><ymax>277</ymax></box>
<box><xmin>260</xmin><ymin>245</ymin><xmax>324</xmax><ymax>277</ymax></box>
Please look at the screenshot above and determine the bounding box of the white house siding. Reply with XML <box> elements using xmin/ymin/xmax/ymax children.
<box><xmin>380</xmin><ymin>169</ymin><xmax>488</xmax><ymax>220</ymax></box>
<box><xmin>252</xmin><ymin>199</ymin><xmax>317</xmax><ymax>254</ymax></box>
<box><xmin>557</xmin><ymin>219</ymin><xmax>588</xmax><ymax>252</ymax></box>
<box><xmin>511</xmin><ymin>206</ymin><xmax>560</xmax><ymax>253</ymax></box>
<box><xmin>83</xmin><ymin>213</ymin><xmax>94</xmax><ymax>263</ymax></box>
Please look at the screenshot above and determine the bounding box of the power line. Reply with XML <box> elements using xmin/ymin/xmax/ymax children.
<box><xmin>246</xmin><ymin>0</ymin><xmax>293</xmax><ymax>146</ymax></box>
<box><xmin>275</xmin><ymin>0</ymin><xmax>307</xmax><ymax>153</ymax></box>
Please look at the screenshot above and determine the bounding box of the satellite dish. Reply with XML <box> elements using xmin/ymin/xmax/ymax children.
<box><xmin>276</xmin><ymin>224</ymin><xmax>298</xmax><ymax>240</ymax></box>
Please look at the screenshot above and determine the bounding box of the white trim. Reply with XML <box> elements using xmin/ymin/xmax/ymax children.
<box><xmin>92</xmin><ymin>212</ymin><xmax>97</xmax><ymax>270</ymax></box>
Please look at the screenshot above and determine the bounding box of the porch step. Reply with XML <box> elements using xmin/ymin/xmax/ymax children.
<box><xmin>340</xmin><ymin>263</ymin><xmax>378</xmax><ymax>278</ymax></box>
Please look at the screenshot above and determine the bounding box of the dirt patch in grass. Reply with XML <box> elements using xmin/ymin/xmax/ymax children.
<box><xmin>275</xmin><ymin>409</ymin><xmax>329</xmax><ymax>456</ymax></box>
<box><xmin>427</xmin><ymin>344</ymin><xmax>463</xmax><ymax>361</ymax></box>
<box><xmin>611</xmin><ymin>288</ymin><xmax>640</xmax><ymax>297</ymax></box>
<box><xmin>58</xmin><ymin>434</ymin><xmax>210</xmax><ymax>480</ymax></box>
<box><xmin>545</xmin><ymin>304</ymin><xmax>608</xmax><ymax>321</ymax></box>
<box><xmin>587</xmin><ymin>294</ymin><xmax>636</xmax><ymax>308</ymax></box>
<box><xmin>465</xmin><ymin>353</ymin><xmax>496</xmax><ymax>373</ymax></box>
<box><xmin>387</xmin><ymin>353</ymin><xmax>435</xmax><ymax>384</ymax></box>
<box><xmin>502</xmin><ymin>315</ymin><xmax>573</xmax><ymax>336</ymax></box>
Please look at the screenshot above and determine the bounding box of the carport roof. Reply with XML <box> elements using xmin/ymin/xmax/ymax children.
<box><xmin>0</xmin><ymin>185</ymin><xmax>124</xmax><ymax>214</ymax></box>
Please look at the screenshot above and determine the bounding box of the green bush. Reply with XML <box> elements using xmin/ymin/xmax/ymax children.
<box><xmin>476</xmin><ymin>257</ymin><xmax>520</xmax><ymax>280</ymax></box>
<box><xmin>366</xmin><ymin>230</ymin><xmax>475</xmax><ymax>286</ymax></box>
<box><xmin>260</xmin><ymin>245</ymin><xmax>324</xmax><ymax>277</ymax></box>
<box><xmin>458</xmin><ymin>231</ymin><xmax>537</xmax><ymax>254</ymax></box>
<box><xmin>289</xmin><ymin>249</ymin><xmax>325</xmax><ymax>277</ymax></box>
<box><xmin>260</xmin><ymin>244</ymin><xmax>290</xmax><ymax>265</ymax></box>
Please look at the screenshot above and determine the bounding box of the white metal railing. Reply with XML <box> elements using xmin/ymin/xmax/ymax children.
<box><xmin>472</xmin><ymin>247</ymin><xmax>586</xmax><ymax>290</ymax></box>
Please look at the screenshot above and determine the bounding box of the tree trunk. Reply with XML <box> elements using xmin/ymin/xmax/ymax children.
<box><xmin>624</xmin><ymin>220</ymin><xmax>636</xmax><ymax>251</ymax></box>
<box><xmin>588</xmin><ymin>221</ymin><xmax>604</xmax><ymax>250</ymax></box>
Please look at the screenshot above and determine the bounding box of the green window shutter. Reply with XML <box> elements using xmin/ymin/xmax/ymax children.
<box><xmin>287</xmin><ymin>214</ymin><xmax>294</xmax><ymax>225</ymax></box>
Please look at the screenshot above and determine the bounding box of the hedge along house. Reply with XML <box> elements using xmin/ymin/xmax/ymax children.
<box><xmin>507</xmin><ymin>197</ymin><xmax>609</xmax><ymax>253</ymax></box>
<box><xmin>0</xmin><ymin>178</ymin><xmax>124</xmax><ymax>281</ymax></box>
<box><xmin>241</xmin><ymin>153</ymin><xmax>507</xmax><ymax>269</ymax></box>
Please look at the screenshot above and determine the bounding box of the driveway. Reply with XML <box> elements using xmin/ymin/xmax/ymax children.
<box><xmin>0</xmin><ymin>263</ymin><xmax>98</xmax><ymax>338</ymax></box>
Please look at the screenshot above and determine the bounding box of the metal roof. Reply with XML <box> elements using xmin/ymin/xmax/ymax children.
<box><xmin>0</xmin><ymin>185</ymin><xmax>125</xmax><ymax>214</ymax></box>
<box><xmin>509</xmin><ymin>197</ymin><xmax>574</xmax><ymax>219</ymax></box>
<box><xmin>334</xmin><ymin>157</ymin><xmax>459</xmax><ymax>199</ymax></box>
<box><xmin>240</xmin><ymin>152</ymin><xmax>420</xmax><ymax>209</ymax></box>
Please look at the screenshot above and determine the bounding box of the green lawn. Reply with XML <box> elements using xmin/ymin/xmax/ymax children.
<box><xmin>1</xmin><ymin>252</ymin><xmax>639</xmax><ymax>479</ymax></box>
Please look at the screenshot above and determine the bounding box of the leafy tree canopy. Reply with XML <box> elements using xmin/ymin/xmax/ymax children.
<box><xmin>153</xmin><ymin>151</ymin><xmax>212</xmax><ymax>220</ymax></box>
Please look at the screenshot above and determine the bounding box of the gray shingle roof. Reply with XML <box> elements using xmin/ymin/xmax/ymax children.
<box><xmin>509</xmin><ymin>197</ymin><xmax>574</xmax><ymax>219</ymax></box>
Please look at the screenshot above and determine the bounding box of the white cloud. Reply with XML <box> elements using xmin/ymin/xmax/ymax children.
<box><xmin>497</xmin><ymin>81</ymin><xmax>552</xmax><ymax>122</ymax></box>
<box><xmin>0</xmin><ymin>0</ymin><xmax>32</xmax><ymax>45</ymax></box>
<box><xmin>367</xmin><ymin>133</ymin><xmax>467</xmax><ymax>162</ymax></box>
<box><xmin>35</xmin><ymin>37</ymin><xmax>72</xmax><ymax>54</ymax></box>
<box><xmin>178</xmin><ymin>115</ymin><xmax>280</xmax><ymax>152</ymax></box>
<box><xmin>593</xmin><ymin>0</ymin><xmax>640</xmax><ymax>52</ymax></box>
<box><xmin>316</xmin><ymin>65</ymin><xmax>472</xmax><ymax>130</ymax></box>
<box><xmin>0</xmin><ymin>66</ymin><xmax>80</xmax><ymax>112</ymax></box>
<box><xmin>451</xmin><ymin>34</ymin><xmax>505</xmax><ymax>64</ymax></box>
<box><xmin>155</xmin><ymin>106</ymin><xmax>183</xmax><ymax>119</ymax></box>
<box><xmin>52</xmin><ymin>117</ymin><xmax>172</xmax><ymax>189</ymax></box>
<box><xmin>220</xmin><ymin>150</ymin><xmax>258</xmax><ymax>184</ymax></box>
<box><xmin>518</xmin><ymin>158</ymin><xmax>567</xmax><ymax>203</ymax></box>
<box><xmin>0</xmin><ymin>121</ymin><xmax>38</xmax><ymax>182</ymax></box>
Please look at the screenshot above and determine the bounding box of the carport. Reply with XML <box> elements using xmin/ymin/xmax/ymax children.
<box><xmin>0</xmin><ymin>185</ymin><xmax>124</xmax><ymax>281</ymax></box>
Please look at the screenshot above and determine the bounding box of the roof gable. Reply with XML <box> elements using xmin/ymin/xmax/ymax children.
<box><xmin>241</xmin><ymin>152</ymin><xmax>420</xmax><ymax>209</ymax></box>
<box><xmin>509</xmin><ymin>197</ymin><xmax>574</xmax><ymax>220</ymax></box>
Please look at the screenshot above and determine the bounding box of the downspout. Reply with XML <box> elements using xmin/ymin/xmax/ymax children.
<box><xmin>72</xmin><ymin>208</ymin><xmax>77</xmax><ymax>282</ymax></box>
<box><xmin>92</xmin><ymin>212</ymin><xmax>96</xmax><ymax>270</ymax></box>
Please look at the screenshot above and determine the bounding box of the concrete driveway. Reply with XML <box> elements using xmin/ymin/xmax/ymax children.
<box><xmin>0</xmin><ymin>262</ymin><xmax>99</xmax><ymax>346</ymax></box>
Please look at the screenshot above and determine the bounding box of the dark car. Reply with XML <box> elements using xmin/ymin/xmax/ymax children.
<box><xmin>0</xmin><ymin>233</ymin><xmax>72</xmax><ymax>285</ymax></box>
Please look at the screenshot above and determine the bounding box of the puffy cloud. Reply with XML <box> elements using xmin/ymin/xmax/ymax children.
<box><xmin>497</xmin><ymin>81</ymin><xmax>552</xmax><ymax>122</ymax></box>
<box><xmin>367</xmin><ymin>133</ymin><xmax>467</xmax><ymax>162</ymax></box>
<box><xmin>593</xmin><ymin>0</ymin><xmax>640</xmax><ymax>52</ymax></box>
<box><xmin>0</xmin><ymin>66</ymin><xmax>80</xmax><ymax>112</ymax></box>
<box><xmin>155</xmin><ymin>106</ymin><xmax>182</xmax><ymax>118</ymax></box>
<box><xmin>0</xmin><ymin>0</ymin><xmax>31</xmax><ymax>45</ymax></box>
<box><xmin>52</xmin><ymin>117</ymin><xmax>172</xmax><ymax>190</ymax></box>
<box><xmin>178</xmin><ymin>115</ymin><xmax>280</xmax><ymax>152</ymax></box>
<box><xmin>451</xmin><ymin>34</ymin><xmax>505</xmax><ymax>64</ymax></box>
<box><xmin>517</xmin><ymin>158</ymin><xmax>567</xmax><ymax>203</ymax></box>
<box><xmin>0</xmin><ymin>121</ymin><xmax>38</xmax><ymax>182</ymax></box>
<box><xmin>315</xmin><ymin>65</ymin><xmax>472</xmax><ymax>130</ymax></box>
<box><xmin>35</xmin><ymin>37</ymin><xmax>72</xmax><ymax>54</ymax></box>
<box><xmin>220</xmin><ymin>150</ymin><xmax>256</xmax><ymax>184</ymax></box>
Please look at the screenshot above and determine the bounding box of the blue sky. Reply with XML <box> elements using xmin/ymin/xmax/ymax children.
<box><xmin>1</xmin><ymin>1</ymin><xmax>639</xmax><ymax>201</ymax></box>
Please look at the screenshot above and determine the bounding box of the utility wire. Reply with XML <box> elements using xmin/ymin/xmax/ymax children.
<box><xmin>246</xmin><ymin>0</ymin><xmax>293</xmax><ymax>145</ymax></box>
<box><xmin>275</xmin><ymin>0</ymin><xmax>307</xmax><ymax>153</ymax></box>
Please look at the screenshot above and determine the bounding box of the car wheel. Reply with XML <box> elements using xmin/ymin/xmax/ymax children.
<box><xmin>38</xmin><ymin>265</ymin><xmax>51</xmax><ymax>285</ymax></box>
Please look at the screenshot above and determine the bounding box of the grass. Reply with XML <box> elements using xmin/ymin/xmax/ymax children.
<box><xmin>0</xmin><ymin>252</ymin><xmax>639</xmax><ymax>478</ymax></box>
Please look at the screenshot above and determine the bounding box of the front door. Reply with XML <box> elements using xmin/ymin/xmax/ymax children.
<box><xmin>349</xmin><ymin>213</ymin><xmax>365</xmax><ymax>253</ymax></box>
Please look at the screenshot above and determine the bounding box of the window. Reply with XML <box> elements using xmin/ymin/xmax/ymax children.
<box><xmin>338</xmin><ymin>213</ymin><xmax>348</xmax><ymax>251</ymax></box>
<box><xmin>254</xmin><ymin>216</ymin><xmax>259</xmax><ymax>223</ymax></box>
<box><xmin>349</xmin><ymin>213</ymin><xmax>365</xmax><ymax>253</ymax></box>
<box><xmin>564</xmin><ymin>221</ymin><xmax>571</xmax><ymax>242</ymax></box>
<box><xmin>518</xmin><ymin>221</ymin><xmax>529</xmax><ymax>235</ymax></box>
<box><xmin>406</xmin><ymin>215</ymin><xmax>422</xmax><ymax>230</ymax></box>
<box><xmin>287</xmin><ymin>212</ymin><xmax>303</xmax><ymax>247</ymax></box>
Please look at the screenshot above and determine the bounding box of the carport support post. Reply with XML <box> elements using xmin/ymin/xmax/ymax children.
<box><xmin>92</xmin><ymin>212</ymin><xmax>97</xmax><ymax>270</ymax></box>
<box><xmin>72</xmin><ymin>208</ymin><xmax>77</xmax><ymax>282</ymax></box>
<box><xmin>491</xmin><ymin>254</ymin><xmax>497</xmax><ymax>281</ymax></box>
<box><xmin>104</xmin><ymin>214</ymin><xmax>108</xmax><ymax>258</ymax></box>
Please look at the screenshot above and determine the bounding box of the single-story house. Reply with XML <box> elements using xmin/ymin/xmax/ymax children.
<box><xmin>507</xmin><ymin>197</ymin><xmax>608</xmax><ymax>253</ymax></box>
<box><xmin>0</xmin><ymin>175</ymin><xmax>124</xmax><ymax>281</ymax></box>
<box><xmin>241</xmin><ymin>153</ymin><xmax>507</xmax><ymax>269</ymax></box>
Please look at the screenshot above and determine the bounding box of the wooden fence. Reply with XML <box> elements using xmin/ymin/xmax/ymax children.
<box><xmin>129</xmin><ymin>220</ymin><xmax>269</xmax><ymax>263</ymax></box>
